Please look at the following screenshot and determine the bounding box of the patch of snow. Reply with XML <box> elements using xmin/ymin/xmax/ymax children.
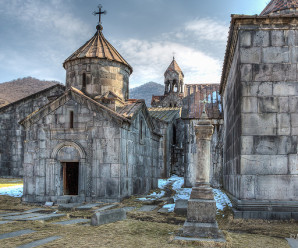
<box><xmin>162</xmin><ymin>203</ymin><xmax>175</xmax><ymax>212</ymax></box>
<box><xmin>213</xmin><ymin>188</ymin><xmax>232</xmax><ymax>211</ymax></box>
<box><xmin>0</xmin><ymin>185</ymin><xmax>23</xmax><ymax>197</ymax></box>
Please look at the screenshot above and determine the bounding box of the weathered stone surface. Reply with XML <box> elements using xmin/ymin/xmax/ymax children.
<box><xmin>187</xmin><ymin>199</ymin><xmax>217</xmax><ymax>223</ymax></box>
<box><xmin>17</xmin><ymin>236</ymin><xmax>61</xmax><ymax>248</ymax></box>
<box><xmin>262</xmin><ymin>47</ymin><xmax>289</xmax><ymax>63</ymax></box>
<box><xmin>240</xmin><ymin>47</ymin><xmax>261</xmax><ymax>63</ymax></box>
<box><xmin>25</xmin><ymin>213</ymin><xmax>65</xmax><ymax>221</ymax></box>
<box><xmin>174</xmin><ymin>199</ymin><xmax>188</xmax><ymax>216</ymax></box>
<box><xmin>240</xmin><ymin>64</ymin><xmax>252</xmax><ymax>81</ymax></box>
<box><xmin>241</xmin><ymin>97</ymin><xmax>258</xmax><ymax>113</ymax></box>
<box><xmin>289</xmin><ymin>155</ymin><xmax>298</xmax><ymax>175</ymax></box>
<box><xmin>94</xmin><ymin>204</ymin><xmax>117</xmax><ymax>212</ymax></box>
<box><xmin>258</xmin><ymin>97</ymin><xmax>279</xmax><ymax>113</ymax></box>
<box><xmin>0</xmin><ymin>221</ymin><xmax>13</xmax><ymax>225</ymax></box>
<box><xmin>182</xmin><ymin>221</ymin><xmax>225</xmax><ymax>239</ymax></box>
<box><xmin>91</xmin><ymin>208</ymin><xmax>126</xmax><ymax>226</ymax></box>
<box><xmin>240</xmin><ymin>31</ymin><xmax>252</xmax><ymax>47</ymax></box>
<box><xmin>0</xmin><ymin>229</ymin><xmax>36</xmax><ymax>240</ymax></box>
<box><xmin>253</xmin><ymin>30</ymin><xmax>270</xmax><ymax>47</ymax></box>
<box><xmin>53</xmin><ymin>219</ymin><xmax>90</xmax><ymax>225</ymax></box>
<box><xmin>241</xmin><ymin>113</ymin><xmax>276</xmax><ymax>135</ymax></box>
<box><xmin>137</xmin><ymin>205</ymin><xmax>158</xmax><ymax>212</ymax></box>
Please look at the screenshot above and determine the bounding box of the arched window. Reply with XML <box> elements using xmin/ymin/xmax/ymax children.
<box><xmin>82</xmin><ymin>73</ymin><xmax>86</xmax><ymax>92</ymax></box>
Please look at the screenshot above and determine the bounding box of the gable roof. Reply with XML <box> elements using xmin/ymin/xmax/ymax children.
<box><xmin>148</xmin><ymin>107</ymin><xmax>181</xmax><ymax>123</ymax></box>
<box><xmin>63</xmin><ymin>26</ymin><xmax>133</xmax><ymax>74</ymax></box>
<box><xmin>165</xmin><ymin>58</ymin><xmax>184</xmax><ymax>77</ymax></box>
<box><xmin>0</xmin><ymin>77</ymin><xmax>63</xmax><ymax>109</ymax></box>
<box><xmin>20</xmin><ymin>87</ymin><xmax>131</xmax><ymax>128</ymax></box>
<box><xmin>260</xmin><ymin>0</ymin><xmax>298</xmax><ymax>16</ymax></box>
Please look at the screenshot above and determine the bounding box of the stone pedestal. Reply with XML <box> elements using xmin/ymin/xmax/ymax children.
<box><xmin>176</xmin><ymin>111</ymin><xmax>225</xmax><ymax>243</ymax></box>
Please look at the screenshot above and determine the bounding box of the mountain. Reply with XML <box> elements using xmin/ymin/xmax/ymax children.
<box><xmin>130</xmin><ymin>82</ymin><xmax>164</xmax><ymax>107</ymax></box>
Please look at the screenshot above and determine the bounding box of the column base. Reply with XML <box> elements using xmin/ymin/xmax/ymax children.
<box><xmin>179</xmin><ymin>221</ymin><xmax>226</xmax><ymax>240</ymax></box>
<box><xmin>187</xmin><ymin>199</ymin><xmax>217</xmax><ymax>223</ymax></box>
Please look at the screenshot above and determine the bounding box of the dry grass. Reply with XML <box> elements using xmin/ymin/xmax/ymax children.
<box><xmin>0</xmin><ymin>179</ymin><xmax>295</xmax><ymax>247</ymax></box>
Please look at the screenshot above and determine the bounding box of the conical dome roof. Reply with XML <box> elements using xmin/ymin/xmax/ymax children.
<box><xmin>63</xmin><ymin>25</ymin><xmax>133</xmax><ymax>74</ymax></box>
<box><xmin>260</xmin><ymin>0</ymin><xmax>298</xmax><ymax>16</ymax></box>
<box><xmin>165</xmin><ymin>57</ymin><xmax>184</xmax><ymax>77</ymax></box>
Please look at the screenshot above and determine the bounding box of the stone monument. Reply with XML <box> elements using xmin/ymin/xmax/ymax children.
<box><xmin>177</xmin><ymin>105</ymin><xmax>225</xmax><ymax>242</ymax></box>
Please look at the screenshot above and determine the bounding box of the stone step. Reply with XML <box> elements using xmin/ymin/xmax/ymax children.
<box><xmin>53</xmin><ymin>218</ymin><xmax>90</xmax><ymax>225</ymax></box>
<box><xmin>137</xmin><ymin>205</ymin><xmax>158</xmax><ymax>212</ymax></box>
<box><xmin>17</xmin><ymin>236</ymin><xmax>61</xmax><ymax>248</ymax></box>
<box><xmin>286</xmin><ymin>238</ymin><xmax>298</xmax><ymax>248</ymax></box>
<box><xmin>0</xmin><ymin>229</ymin><xmax>36</xmax><ymax>240</ymax></box>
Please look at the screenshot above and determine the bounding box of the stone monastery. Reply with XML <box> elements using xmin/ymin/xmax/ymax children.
<box><xmin>0</xmin><ymin>0</ymin><xmax>297</xmax><ymax>220</ymax></box>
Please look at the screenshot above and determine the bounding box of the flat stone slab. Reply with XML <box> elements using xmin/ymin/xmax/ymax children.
<box><xmin>121</xmin><ymin>207</ymin><xmax>136</xmax><ymax>212</ymax></box>
<box><xmin>0</xmin><ymin>229</ymin><xmax>36</xmax><ymax>240</ymax></box>
<box><xmin>24</xmin><ymin>208</ymin><xmax>45</xmax><ymax>213</ymax></box>
<box><xmin>286</xmin><ymin>238</ymin><xmax>298</xmax><ymax>248</ymax></box>
<box><xmin>137</xmin><ymin>205</ymin><xmax>158</xmax><ymax>212</ymax></box>
<box><xmin>17</xmin><ymin>236</ymin><xmax>61</xmax><ymax>248</ymax></box>
<box><xmin>174</xmin><ymin>199</ymin><xmax>188</xmax><ymax>216</ymax></box>
<box><xmin>174</xmin><ymin>236</ymin><xmax>226</xmax><ymax>243</ymax></box>
<box><xmin>58</xmin><ymin>203</ymin><xmax>81</xmax><ymax>211</ymax></box>
<box><xmin>0</xmin><ymin>212</ymin><xmax>23</xmax><ymax>217</ymax></box>
<box><xmin>91</xmin><ymin>208</ymin><xmax>126</xmax><ymax>226</ymax></box>
<box><xmin>26</xmin><ymin>213</ymin><xmax>65</xmax><ymax>221</ymax></box>
<box><xmin>94</xmin><ymin>204</ymin><xmax>117</xmax><ymax>212</ymax></box>
<box><xmin>75</xmin><ymin>203</ymin><xmax>103</xmax><ymax>210</ymax></box>
<box><xmin>158</xmin><ymin>207</ymin><xmax>169</xmax><ymax>213</ymax></box>
<box><xmin>3</xmin><ymin>213</ymin><xmax>42</xmax><ymax>220</ymax></box>
<box><xmin>0</xmin><ymin>221</ymin><xmax>13</xmax><ymax>225</ymax></box>
<box><xmin>53</xmin><ymin>218</ymin><xmax>90</xmax><ymax>225</ymax></box>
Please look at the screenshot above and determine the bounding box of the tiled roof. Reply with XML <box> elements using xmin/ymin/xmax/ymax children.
<box><xmin>148</xmin><ymin>107</ymin><xmax>181</xmax><ymax>123</ymax></box>
<box><xmin>260</xmin><ymin>0</ymin><xmax>298</xmax><ymax>15</ymax></box>
<box><xmin>0</xmin><ymin>77</ymin><xmax>62</xmax><ymax>109</ymax></box>
<box><xmin>165</xmin><ymin>58</ymin><xmax>184</xmax><ymax>76</ymax></box>
<box><xmin>117</xmin><ymin>99</ymin><xmax>145</xmax><ymax>119</ymax></box>
<box><xmin>63</xmin><ymin>25</ymin><xmax>133</xmax><ymax>74</ymax></box>
<box><xmin>182</xmin><ymin>84</ymin><xmax>222</xmax><ymax>119</ymax></box>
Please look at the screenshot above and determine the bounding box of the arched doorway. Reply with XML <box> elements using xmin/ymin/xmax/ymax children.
<box><xmin>52</xmin><ymin>142</ymin><xmax>86</xmax><ymax>196</ymax></box>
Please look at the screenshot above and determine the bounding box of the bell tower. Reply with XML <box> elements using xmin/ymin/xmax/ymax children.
<box><xmin>164</xmin><ymin>57</ymin><xmax>184</xmax><ymax>95</ymax></box>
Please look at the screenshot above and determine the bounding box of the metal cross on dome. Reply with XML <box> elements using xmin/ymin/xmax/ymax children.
<box><xmin>93</xmin><ymin>4</ymin><xmax>107</xmax><ymax>25</ymax></box>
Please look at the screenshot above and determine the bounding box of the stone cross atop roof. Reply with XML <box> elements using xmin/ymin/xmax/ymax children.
<box><xmin>260</xmin><ymin>0</ymin><xmax>298</xmax><ymax>16</ymax></box>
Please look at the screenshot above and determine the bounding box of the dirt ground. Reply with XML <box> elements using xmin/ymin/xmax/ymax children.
<box><xmin>0</xmin><ymin>180</ymin><xmax>297</xmax><ymax>248</ymax></box>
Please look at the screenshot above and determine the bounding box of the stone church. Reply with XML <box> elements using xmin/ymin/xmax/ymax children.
<box><xmin>0</xmin><ymin>1</ymin><xmax>297</xmax><ymax>220</ymax></box>
<box><xmin>20</xmin><ymin>21</ymin><xmax>161</xmax><ymax>203</ymax></box>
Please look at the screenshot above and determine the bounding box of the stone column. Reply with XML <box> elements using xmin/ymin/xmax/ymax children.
<box><xmin>181</xmin><ymin>111</ymin><xmax>225</xmax><ymax>241</ymax></box>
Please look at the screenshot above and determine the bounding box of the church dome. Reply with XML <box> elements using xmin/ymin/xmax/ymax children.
<box><xmin>63</xmin><ymin>25</ymin><xmax>133</xmax><ymax>74</ymax></box>
<box><xmin>260</xmin><ymin>0</ymin><xmax>298</xmax><ymax>16</ymax></box>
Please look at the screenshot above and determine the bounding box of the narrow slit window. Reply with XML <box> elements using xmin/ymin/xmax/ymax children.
<box><xmin>140</xmin><ymin>119</ymin><xmax>143</xmax><ymax>141</ymax></box>
<box><xmin>82</xmin><ymin>73</ymin><xmax>86</xmax><ymax>91</ymax></box>
<box><xmin>70</xmin><ymin>111</ymin><xmax>74</xmax><ymax>129</ymax></box>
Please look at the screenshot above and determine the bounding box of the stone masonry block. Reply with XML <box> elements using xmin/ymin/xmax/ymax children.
<box><xmin>258</xmin><ymin>97</ymin><xmax>279</xmax><ymax>113</ymax></box>
<box><xmin>289</xmin><ymin>97</ymin><xmax>298</xmax><ymax>112</ymax></box>
<box><xmin>290</xmin><ymin>47</ymin><xmax>298</xmax><ymax>63</ymax></box>
<box><xmin>255</xmin><ymin>175</ymin><xmax>297</xmax><ymax>200</ymax></box>
<box><xmin>240</xmin><ymin>31</ymin><xmax>252</xmax><ymax>47</ymax></box>
<box><xmin>258</xmin><ymin>82</ymin><xmax>273</xmax><ymax>96</ymax></box>
<box><xmin>253</xmin><ymin>30</ymin><xmax>270</xmax><ymax>47</ymax></box>
<box><xmin>91</xmin><ymin>209</ymin><xmax>126</xmax><ymax>226</ymax></box>
<box><xmin>271</xmin><ymin>30</ymin><xmax>286</xmax><ymax>46</ymax></box>
<box><xmin>241</xmin><ymin>64</ymin><xmax>252</xmax><ymax>81</ymax></box>
<box><xmin>279</xmin><ymin>97</ymin><xmax>289</xmax><ymax>112</ymax></box>
<box><xmin>241</xmin><ymin>113</ymin><xmax>276</xmax><ymax>135</ymax></box>
<box><xmin>278</xmin><ymin>136</ymin><xmax>297</xmax><ymax>154</ymax></box>
<box><xmin>253</xmin><ymin>136</ymin><xmax>278</xmax><ymax>155</ymax></box>
<box><xmin>241</xmin><ymin>97</ymin><xmax>258</xmax><ymax>113</ymax></box>
<box><xmin>241</xmin><ymin>82</ymin><xmax>260</xmax><ymax>97</ymax></box>
<box><xmin>240</xmin><ymin>47</ymin><xmax>261</xmax><ymax>63</ymax></box>
<box><xmin>262</xmin><ymin>47</ymin><xmax>289</xmax><ymax>63</ymax></box>
<box><xmin>253</xmin><ymin>64</ymin><xmax>296</xmax><ymax>82</ymax></box>
<box><xmin>277</xmin><ymin>113</ymin><xmax>291</xmax><ymax>135</ymax></box>
<box><xmin>291</xmin><ymin>113</ymin><xmax>298</xmax><ymax>135</ymax></box>
<box><xmin>273</xmin><ymin>82</ymin><xmax>298</xmax><ymax>96</ymax></box>
<box><xmin>241</xmin><ymin>136</ymin><xmax>254</xmax><ymax>155</ymax></box>
<box><xmin>240</xmin><ymin>175</ymin><xmax>255</xmax><ymax>199</ymax></box>
<box><xmin>289</xmin><ymin>154</ymin><xmax>298</xmax><ymax>175</ymax></box>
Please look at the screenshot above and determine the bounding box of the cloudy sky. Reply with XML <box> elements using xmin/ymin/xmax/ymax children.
<box><xmin>0</xmin><ymin>0</ymin><xmax>268</xmax><ymax>88</ymax></box>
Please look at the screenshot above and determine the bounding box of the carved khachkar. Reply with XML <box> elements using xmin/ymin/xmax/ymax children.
<box><xmin>178</xmin><ymin>109</ymin><xmax>225</xmax><ymax>242</ymax></box>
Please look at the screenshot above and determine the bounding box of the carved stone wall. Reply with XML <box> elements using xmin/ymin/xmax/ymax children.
<box><xmin>0</xmin><ymin>86</ymin><xmax>64</xmax><ymax>177</ymax></box>
<box><xmin>222</xmin><ymin>21</ymin><xmax>298</xmax><ymax>219</ymax></box>
<box><xmin>22</xmin><ymin>99</ymin><xmax>160</xmax><ymax>203</ymax></box>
